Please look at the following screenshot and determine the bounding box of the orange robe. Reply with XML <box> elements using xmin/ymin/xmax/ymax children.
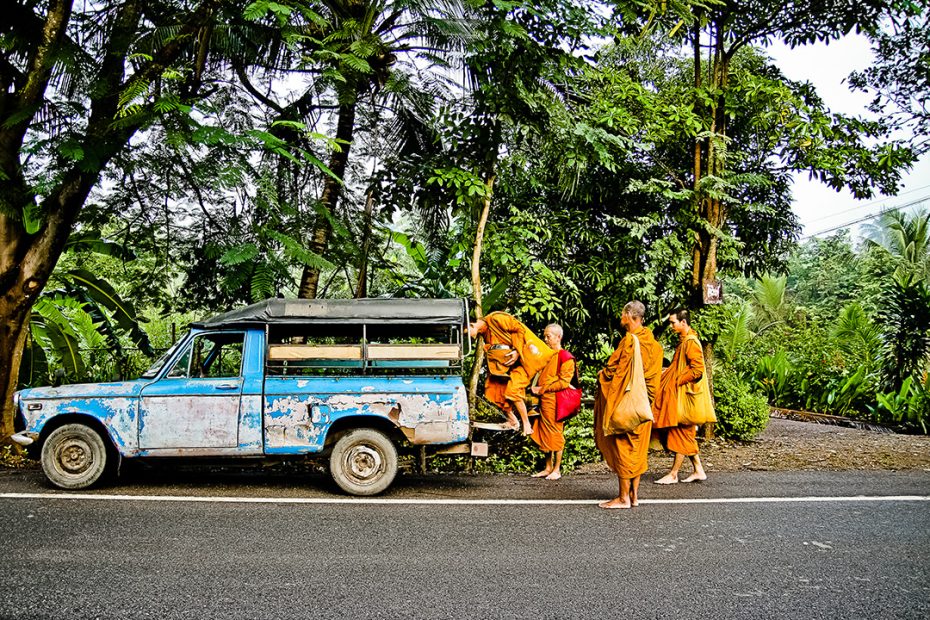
<box><xmin>530</xmin><ymin>350</ymin><xmax>576</xmax><ymax>452</ymax></box>
<box><xmin>593</xmin><ymin>326</ymin><xmax>663</xmax><ymax>479</ymax></box>
<box><xmin>653</xmin><ymin>328</ymin><xmax>705</xmax><ymax>456</ymax></box>
<box><xmin>482</xmin><ymin>312</ymin><xmax>555</xmax><ymax>405</ymax></box>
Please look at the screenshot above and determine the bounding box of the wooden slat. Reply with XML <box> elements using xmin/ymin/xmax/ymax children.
<box><xmin>268</xmin><ymin>344</ymin><xmax>362</xmax><ymax>360</ymax></box>
<box><xmin>367</xmin><ymin>344</ymin><xmax>460</xmax><ymax>360</ymax></box>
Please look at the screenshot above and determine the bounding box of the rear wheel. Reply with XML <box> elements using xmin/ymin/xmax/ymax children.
<box><xmin>329</xmin><ymin>428</ymin><xmax>398</xmax><ymax>496</ymax></box>
<box><xmin>40</xmin><ymin>424</ymin><xmax>110</xmax><ymax>490</ymax></box>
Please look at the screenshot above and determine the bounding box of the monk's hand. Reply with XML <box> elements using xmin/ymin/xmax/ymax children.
<box><xmin>530</xmin><ymin>386</ymin><xmax>542</xmax><ymax>395</ymax></box>
<box><xmin>504</xmin><ymin>350</ymin><xmax>519</xmax><ymax>366</ymax></box>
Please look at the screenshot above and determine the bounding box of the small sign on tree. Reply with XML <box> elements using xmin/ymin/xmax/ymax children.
<box><xmin>703</xmin><ymin>280</ymin><xmax>723</xmax><ymax>304</ymax></box>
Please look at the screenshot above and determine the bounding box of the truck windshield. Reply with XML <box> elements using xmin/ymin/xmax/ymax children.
<box><xmin>140</xmin><ymin>339</ymin><xmax>184</xmax><ymax>379</ymax></box>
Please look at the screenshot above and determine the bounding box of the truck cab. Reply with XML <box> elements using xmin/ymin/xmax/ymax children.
<box><xmin>12</xmin><ymin>298</ymin><xmax>479</xmax><ymax>495</ymax></box>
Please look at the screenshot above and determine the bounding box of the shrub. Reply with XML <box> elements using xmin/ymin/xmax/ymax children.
<box><xmin>713</xmin><ymin>367</ymin><xmax>769</xmax><ymax>440</ymax></box>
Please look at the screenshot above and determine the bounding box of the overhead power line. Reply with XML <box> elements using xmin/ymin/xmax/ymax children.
<box><xmin>801</xmin><ymin>193</ymin><xmax>930</xmax><ymax>240</ymax></box>
<box><xmin>802</xmin><ymin>183</ymin><xmax>930</xmax><ymax>225</ymax></box>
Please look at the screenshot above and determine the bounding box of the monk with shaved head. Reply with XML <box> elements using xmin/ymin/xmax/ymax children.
<box><xmin>528</xmin><ymin>323</ymin><xmax>575</xmax><ymax>480</ymax></box>
<box><xmin>593</xmin><ymin>301</ymin><xmax>664</xmax><ymax>509</ymax></box>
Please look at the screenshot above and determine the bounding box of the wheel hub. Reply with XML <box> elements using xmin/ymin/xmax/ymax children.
<box><xmin>346</xmin><ymin>445</ymin><xmax>383</xmax><ymax>482</ymax></box>
<box><xmin>58</xmin><ymin>438</ymin><xmax>93</xmax><ymax>474</ymax></box>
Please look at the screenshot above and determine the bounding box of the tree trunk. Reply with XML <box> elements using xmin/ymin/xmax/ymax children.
<box><xmin>0</xmin><ymin>294</ymin><xmax>32</xmax><ymax>441</ymax></box>
<box><xmin>691</xmin><ymin>19</ymin><xmax>730</xmax><ymax>305</ymax></box>
<box><xmin>298</xmin><ymin>89</ymin><xmax>360</xmax><ymax>299</ymax></box>
<box><xmin>691</xmin><ymin>17</ymin><xmax>732</xmax><ymax>440</ymax></box>
<box><xmin>691</xmin><ymin>16</ymin><xmax>705</xmax><ymax>307</ymax></box>
<box><xmin>354</xmin><ymin>187</ymin><xmax>376</xmax><ymax>298</ymax></box>
<box><xmin>467</xmin><ymin>169</ymin><xmax>496</xmax><ymax>408</ymax></box>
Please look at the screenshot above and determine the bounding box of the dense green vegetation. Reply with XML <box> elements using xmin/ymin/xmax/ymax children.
<box><xmin>3</xmin><ymin>0</ymin><xmax>928</xmax><ymax>454</ymax></box>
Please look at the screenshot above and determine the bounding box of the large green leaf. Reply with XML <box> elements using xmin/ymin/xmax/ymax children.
<box><xmin>64</xmin><ymin>230</ymin><xmax>136</xmax><ymax>261</ymax></box>
<box><xmin>63</xmin><ymin>270</ymin><xmax>153</xmax><ymax>355</ymax></box>
<box><xmin>39</xmin><ymin>315</ymin><xmax>85</xmax><ymax>380</ymax></box>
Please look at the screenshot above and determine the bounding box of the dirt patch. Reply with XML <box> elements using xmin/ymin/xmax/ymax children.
<box><xmin>576</xmin><ymin>416</ymin><xmax>930</xmax><ymax>475</ymax></box>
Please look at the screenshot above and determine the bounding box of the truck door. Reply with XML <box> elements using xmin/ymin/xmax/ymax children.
<box><xmin>139</xmin><ymin>331</ymin><xmax>245</xmax><ymax>449</ymax></box>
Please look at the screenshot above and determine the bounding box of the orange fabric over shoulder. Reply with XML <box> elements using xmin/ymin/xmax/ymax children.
<box><xmin>530</xmin><ymin>351</ymin><xmax>575</xmax><ymax>452</ymax></box>
<box><xmin>593</xmin><ymin>326</ymin><xmax>663</xmax><ymax>479</ymax></box>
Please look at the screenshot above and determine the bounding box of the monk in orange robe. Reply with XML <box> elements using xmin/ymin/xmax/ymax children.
<box><xmin>654</xmin><ymin>308</ymin><xmax>708</xmax><ymax>484</ymax></box>
<box><xmin>469</xmin><ymin>311</ymin><xmax>555</xmax><ymax>435</ymax></box>
<box><xmin>594</xmin><ymin>301</ymin><xmax>663</xmax><ymax>509</ymax></box>
<box><xmin>528</xmin><ymin>323</ymin><xmax>575</xmax><ymax>480</ymax></box>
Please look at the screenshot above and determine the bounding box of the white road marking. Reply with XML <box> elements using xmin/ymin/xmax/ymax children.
<box><xmin>0</xmin><ymin>493</ymin><xmax>928</xmax><ymax>505</ymax></box>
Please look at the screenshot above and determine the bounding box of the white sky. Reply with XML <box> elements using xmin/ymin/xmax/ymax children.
<box><xmin>766</xmin><ymin>35</ymin><xmax>930</xmax><ymax>239</ymax></box>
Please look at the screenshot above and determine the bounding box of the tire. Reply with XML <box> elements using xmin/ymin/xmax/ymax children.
<box><xmin>328</xmin><ymin>428</ymin><xmax>398</xmax><ymax>496</ymax></box>
<box><xmin>40</xmin><ymin>423</ymin><xmax>110</xmax><ymax>490</ymax></box>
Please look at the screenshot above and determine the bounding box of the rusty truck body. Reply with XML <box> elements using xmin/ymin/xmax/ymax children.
<box><xmin>11</xmin><ymin>298</ymin><xmax>479</xmax><ymax>495</ymax></box>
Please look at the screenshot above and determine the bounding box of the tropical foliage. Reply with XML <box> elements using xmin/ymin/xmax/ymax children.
<box><xmin>3</xmin><ymin>0</ymin><xmax>928</xmax><ymax>451</ymax></box>
<box><xmin>731</xmin><ymin>212</ymin><xmax>930</xmax><ymax>433</ymax></box>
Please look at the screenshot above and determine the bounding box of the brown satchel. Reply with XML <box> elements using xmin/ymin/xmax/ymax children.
<box><xmin>676</xmin><ymin>335</ymin><xmax>717</xmax><ymax>426</ymax></box>
<box><xmin>486</xmin><ymin>344</ymin><xmax>515</xmax><ymax>378</ymax></box>
<box><xmin>604</xmin><ymin>334</ymin><xmax>654</xmax><ymax>435</ymax></box>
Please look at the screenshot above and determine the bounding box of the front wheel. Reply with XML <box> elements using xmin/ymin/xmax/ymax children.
<box><xmin>329</xmin><ymin>428</ymin><xmax>398</xmax><ymax>496</ymax></box>
<box><xmin>40</xmin><ymin>424</ymin><xmax>110</xmax><ymax>490</ymax></box>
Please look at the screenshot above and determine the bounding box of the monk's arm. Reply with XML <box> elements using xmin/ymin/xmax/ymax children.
<box><xmin>677</xmin><ymin>337</ymin><xmax>705</xmax><ymax>385</ymax></box>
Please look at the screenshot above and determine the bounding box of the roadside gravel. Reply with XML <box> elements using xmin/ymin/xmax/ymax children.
<box><xmin>655</xmin><ymin>416</ymin><xmax>930</xmax><ymax>473</ymax></box>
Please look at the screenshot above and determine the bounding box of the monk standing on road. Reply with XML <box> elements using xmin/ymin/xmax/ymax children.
<box><xmin>594</xmin><ymin>301</ymin><xmax>663</xmax><ymax>509</ymax></box>
<box><xmin>469</xmin><ymin>312</ymin><xmax>555</xmax><ymax>435</ymax></box>
<box><xmin>654</xmin><ymin>308</ymin><xmax>709</xmax><ymax>484</ymax></box>
<box><xmin>528</xmin><ymin>323</ymin><xmax>575</xmax><ymax>480</ymax></box>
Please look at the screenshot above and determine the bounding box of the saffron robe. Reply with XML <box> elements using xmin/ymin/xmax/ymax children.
<box><xmin>593</xmin><ymin>326</ymin><xmax>663</xmax><ymax>479</ymax></box>
<box><xmin>653</xmin><ymin>328</ymin><xmax>705</xmax><ymax>456</ymax></box>
<box><xmin>482</xmin><ymin>312</ymin><xmax>555</xmax><ymax>404</ymax></box>
<box><xmin>530</xmin><ymin>350</ymin><xmax>576</xmax><ymax>452</ymax></box>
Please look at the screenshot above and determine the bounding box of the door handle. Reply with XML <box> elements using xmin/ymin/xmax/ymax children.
<box><xmin>215</xmin><ymin>383</ymin><xmax>239</xmax><ymax>390</ymax></box>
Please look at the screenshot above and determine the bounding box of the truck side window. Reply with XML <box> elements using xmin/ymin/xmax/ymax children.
<box><xmin>166</xmin><ymin>333</ymin><xmax>245</xmax><ymax>379</ymax></box>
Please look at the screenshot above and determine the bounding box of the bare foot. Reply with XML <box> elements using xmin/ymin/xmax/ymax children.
<box><xmin>682</xmin><ymin>472</ymin><xmax>707</xmax><ymax>483</ymax></box>
<box><xmin>598</xmin><ymin>498</ymin><xmax>632</xmax><ymax>510</ymax></box>
<box><xmin>531</xmin><ymin>469</ymin><xmax>553</xmax><ymax>478</ymax></box>
<box><xmin>545</xmin><ymin>471</ymin><xmax>561</xmax><ymax>481</ymax></box>
<box><xmin>630</xmin><ymin>490</ymin><xmax>638</xmax><ymax>507</ymax></box>
<box><xmin>654</xmin><ymin>474</ymin><xmax>679</xmax><ymax>485</ymax></box>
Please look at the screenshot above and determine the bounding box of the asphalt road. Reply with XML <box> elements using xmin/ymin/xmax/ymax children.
<box><xmin>1</xmin><ymin>467</ymin><xmax>928</xmax><ymax>619</ymax></box>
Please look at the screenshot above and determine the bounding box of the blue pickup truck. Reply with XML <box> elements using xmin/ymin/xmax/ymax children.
<box><xmin>11</xmin><ymin>298</ymin><xmax>483</xmax><ymax>495</ymax></box>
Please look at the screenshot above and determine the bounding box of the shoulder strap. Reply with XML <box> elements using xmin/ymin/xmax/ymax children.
<box><xmin>556</xmin><ymin>348</ymin><xmax>579</xmax><ymax>386</ymax></box>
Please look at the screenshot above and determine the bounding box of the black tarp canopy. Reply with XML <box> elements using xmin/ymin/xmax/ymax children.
<box><xmin>191</xmin><ymin>298</ymin><xmax>469</xmax><ymax>328</ymax></box>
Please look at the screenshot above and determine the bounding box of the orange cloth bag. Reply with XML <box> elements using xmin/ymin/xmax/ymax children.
<box><xmin>603</xmin><ymin>335</ymin><xmax>654</xmax><ymax>435</ymax></box>
<box><xmin>676</xmin><ymin>335</ymin><xmax>717</xmax><ymax>426</ymax></box>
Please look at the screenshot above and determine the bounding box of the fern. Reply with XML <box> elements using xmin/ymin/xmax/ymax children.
<box><xmin>219</xmin><ymin>243</ymin><xmax>260</xmax><ymax>266</ymax></box>
<box><xmin>264</xmin><ymin>229</ymin><xmax>334</xmax><ymax>270</ymax></box>
<box><xmin>250</xmin><ymin>263</ymin><xmax>277</xmax><ymax>302</ymax></box>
